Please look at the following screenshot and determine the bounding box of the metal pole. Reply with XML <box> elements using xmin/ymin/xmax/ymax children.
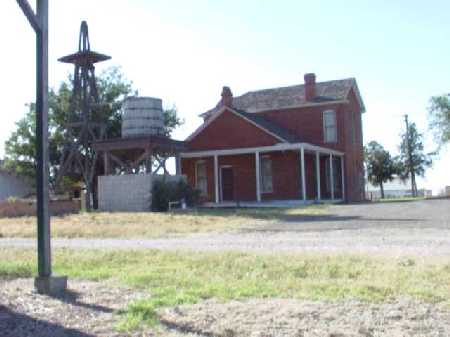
<box><xmin>17</xmin><ymin>0</ymin><xmax>66</xmax><ymax>295</ymax></box>
<box><xmin>35</xmin><ymin>0</ymin><xmax>51</xmax><ymax>278</ymax></box>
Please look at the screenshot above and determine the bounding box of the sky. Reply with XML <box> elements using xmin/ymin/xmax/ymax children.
<box><xmin>1</xmin><ymin>0</ymin><xmax>449</xmax><ymax>194</ymax></box>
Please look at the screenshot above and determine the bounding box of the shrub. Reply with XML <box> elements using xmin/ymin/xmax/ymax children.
<box><xmin>151</xmin><ymin>179</ymin><xmax>200</xmax><ymax>212</ymax></box>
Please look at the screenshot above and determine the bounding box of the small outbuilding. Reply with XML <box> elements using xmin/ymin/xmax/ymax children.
<box><xmin>0</xmin><ymin>163</ymin><xmax>33</xmax><ymax>201</ymax></box>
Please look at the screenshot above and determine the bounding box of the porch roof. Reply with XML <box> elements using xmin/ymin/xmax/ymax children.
<box><xmin>180</xmin><ymin>142</ymin><xmax>344</xmax><ymax>158</ymax></box>
<box><xmin>92</xmin><ymin>135</ymin><xmax>185</xmax><ymax>154</ymax></box>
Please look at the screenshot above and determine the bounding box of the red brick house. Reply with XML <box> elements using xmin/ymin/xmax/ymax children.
<box><xmin>180</xmin><ymin>73</ymin><xmax>366</xmax><ymax>204</ymax></box>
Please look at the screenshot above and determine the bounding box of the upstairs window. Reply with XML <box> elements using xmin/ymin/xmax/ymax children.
<box><xmin>260</xmin><ymin>156</ymin><xmax>273</xmax><ymax>193</ymax></box>
<box><xmin>323</xmin><ymin>110</ymin><xmax>337</xmax><ymax>143</ymax></box>
<box><xmin>195</xmin><ymin>161</ymin><xmax>208</xmax><ymax>197</ymax></box>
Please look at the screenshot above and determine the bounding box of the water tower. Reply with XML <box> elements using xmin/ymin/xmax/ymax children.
<box><xmin>92</xmin><ymin>96</ymin><xmax>185</xmax><ymax>211</ymax></box>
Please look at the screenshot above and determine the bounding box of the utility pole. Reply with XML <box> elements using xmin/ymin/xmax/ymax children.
<box><xmin>17</xmin><ymin>0</ymin><xmax>67</xmax><ymax>295</ymax></box>
<box><xmin>404</xmin><ymin>114</ymin><xmax>417</xmax><ymax>197</ymax></box>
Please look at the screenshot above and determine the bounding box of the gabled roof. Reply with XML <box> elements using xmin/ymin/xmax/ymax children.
<box><xmin>202</xmin><ymin>78</ymin><xmax>365</xmax><ymax>118</ymax></box>
<box><xmin>186</xmin><ymin>106</ymin><xmax>300</xmax><ymax>144</ymax></box>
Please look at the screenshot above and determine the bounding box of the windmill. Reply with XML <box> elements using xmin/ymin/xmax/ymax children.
<box><xmin>57</xmin><ymin>21</ymin><xmax>111</xmax><ymax>209</ymax></box>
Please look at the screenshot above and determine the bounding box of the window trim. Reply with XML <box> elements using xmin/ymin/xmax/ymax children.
<box><xmin>195</xmin><ymin>160</ymin><xmax>208</xmax><ymax>197</ymax></box>
<box><xmin>323</xmin><ymin>110</ymin><xmax>337</xmax><ymax>143</ymax></box>
<box><xmin>260</xmin><ymin>155</ymin><xmax>273</xmax><ymax>194</ymax></box>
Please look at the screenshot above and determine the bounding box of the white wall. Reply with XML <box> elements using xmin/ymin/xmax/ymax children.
<box><xmin>98</xmin><ymin>173</ymin><xmax>186</xmax><ymax>212</ymax></box>
<box><xmin>98</xmin><ymin>174</ymin><xmax>152</xmax><ymax>212</ymax></box>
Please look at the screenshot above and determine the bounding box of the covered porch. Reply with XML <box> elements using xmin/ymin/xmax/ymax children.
<box><xmin>180</xmin><ymin>142</ymin><xmax>345</xmax><ymax>205</ymax></box>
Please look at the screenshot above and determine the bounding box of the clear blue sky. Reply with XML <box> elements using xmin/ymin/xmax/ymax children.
<box><xmin>1</xmin><ymin>0</ymin><xmax>449</xmax><ymax>193</ymax></box>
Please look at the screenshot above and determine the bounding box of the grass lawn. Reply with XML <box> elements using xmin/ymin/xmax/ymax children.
<box><xmin>1</xmin><ymin>248</ymin><xmax>449</xmax><ymax>331</ymax></box>
<box><xmin>0</xmin><ymin>205</ymin><xmax>326</xmax><ymax>238</ymax></box>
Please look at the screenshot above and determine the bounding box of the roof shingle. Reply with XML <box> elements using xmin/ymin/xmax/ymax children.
<box><xmin>202</xmin><ymin>78</ymin><xmax>365</xmax><ymax>118</ymax></box>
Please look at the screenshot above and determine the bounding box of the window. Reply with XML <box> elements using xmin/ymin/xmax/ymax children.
<box><xmin>323</xmin><ymin>110</ymin><xmax>337</xmax><ymax>143</ymax></box>
<box><xmin>195</xmin><ymin>161</ymin><xmax>208</xmax><ymax>197</ymax></box>
<box><xmin>260</xmin><ymin>156</ymin><xmax>273</xmax><ymax>193</ymax></box>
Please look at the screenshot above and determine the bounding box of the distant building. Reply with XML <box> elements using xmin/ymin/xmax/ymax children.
<box><xmin>365</xmin><ymin>177</ymin><xmax>432</xmax><ymax>199</ymax></box>
<box><xmin>0</xmin><ymin>163</ymin><xmax>33</xmax><ymax>201</ymax></box>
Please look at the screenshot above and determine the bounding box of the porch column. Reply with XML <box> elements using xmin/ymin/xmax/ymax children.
<box><xmin>103</xmin><ymin>151</ymin><xmax>110</xmax><ymax>175</ymax></box>
<box><xmin>146</xmin><ymin>150</ymin><xmax>153</xmax><ymax>175</ymax></box>
<box><xmin>341</xmin><ymin>156</ymin><xmax>345</xmax><ymax>201</ymax></box>
<box><xmin>300</xmin><ymin>147</ymin><xmax>306</xmax><ymax>201</ymax></box>
<box><xmin>329</xmin><ymin>153</ymin><xmax>334</xmax><ymax>200</ymax></box>
<box><xmin>175</xmin><ymin>154</ymin><xmax>181</xmax><ymax>175</ymax></box>
<box><xmin>315</xmin><ymin>151</ymin><xmax>321</xmax><ymax>201</ymax></box>
<box><xmin>255</xmin><ymin>151</ymin><xmax>261</xmax><ymax>202</ymax></box>
<box><xmin>214</xmin><ymin>155</ymin><xmax>219</xmax><ymax>203</ymax></box>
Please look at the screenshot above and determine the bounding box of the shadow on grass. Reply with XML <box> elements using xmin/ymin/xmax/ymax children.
<box><xmin>179</xmin><ymin>208</ymin><xmax>423</xmax><ymax>227</ymax></box>
<box><xmin>0</xmin><ymin>304</ymin><xmax>96</xmax><ymax>337</ymax></box>
<box><xmin>48</xmin><ymin>289</ymin><xmax>114</xmax><ymax>314</ymax></box>
<box><xmin>177</xmin><ymin>206</ymin><xmax>329</xmax><ymax>222</ymax></box>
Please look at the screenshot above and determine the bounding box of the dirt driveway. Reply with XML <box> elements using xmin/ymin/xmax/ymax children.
<box><xmin>254</xmin><ymin>198</ymin><xmax>450</xmax><ymax>232</ymax></box>
<box><xmin>1</xmin><ymin>199</ymin><xmax>449</xmax><ymax>256</ymax></box>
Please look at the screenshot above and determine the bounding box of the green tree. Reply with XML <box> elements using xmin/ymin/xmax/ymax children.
<box><xmin>4</xmin><ymin>67</ymin><xmax>182</xmax><ymax>191</ymax></box>
<box><xmin>163</xmin><ymin>104</ymin><xmax>183</xmax><ymax>137</ymax></box>
<box><xmin>364</xmin><ymin>141</ymin><xmax>399</xmax><ymax>199</ymax></box>
<box><xmin>428</xmin><ymin>94</ymin><xmax>450</xmax><ymax>150</ymax></box>
<box><xmin>399</xmin><ymin>118</ymin><xmax>433</xmax><ymax>197</ymax></box>
<box><xmin>4</xmin><ymin>104</ymin><xmax>38</xmax><ymax>181</ymax></box>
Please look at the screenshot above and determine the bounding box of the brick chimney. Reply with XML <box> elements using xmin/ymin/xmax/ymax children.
<box><xmin>304</xmin><ymin>73</ymin><xmax>316</xmax><ymax>101</ymax></box>
<box><xmin>221</xmin><ymin>86</ymin><xmax>233</xmax><ymax>107</ymax></box>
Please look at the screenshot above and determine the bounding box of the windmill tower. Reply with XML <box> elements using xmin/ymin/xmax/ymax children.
<box><xmin>57</xmin><ymin>21</ymin><xmax>111</xmax><ymax>209</ymax></box>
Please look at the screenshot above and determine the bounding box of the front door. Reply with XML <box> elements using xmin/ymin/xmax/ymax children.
<box><xmin>221</xmin><ymin>167</ymin><xmax>234</xmax><ymax>201</ymax></box>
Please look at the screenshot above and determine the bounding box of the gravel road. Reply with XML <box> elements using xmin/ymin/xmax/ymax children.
<box><xmin>1</xmin><ymin>199</ymin><xmax>449</xmax><ymax>257</ymax></box>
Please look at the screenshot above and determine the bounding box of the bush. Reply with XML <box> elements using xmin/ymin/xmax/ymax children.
<box><xmin>151</xmin><ymin>179</ymin><xmax>200</xmax><ymax>212</ymax></box>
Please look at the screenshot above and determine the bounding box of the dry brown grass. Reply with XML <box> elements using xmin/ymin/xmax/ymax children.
<box><xmin>0</xmin><ymin>206</ymin><xmax>326</xmax><ymax>238</ymax></box>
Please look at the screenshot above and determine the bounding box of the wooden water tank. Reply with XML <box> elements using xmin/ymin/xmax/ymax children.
<box><xmin>122</xmin><ymin>97</ymin><xmax>165</xmax><ymax>138</ymax></box>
